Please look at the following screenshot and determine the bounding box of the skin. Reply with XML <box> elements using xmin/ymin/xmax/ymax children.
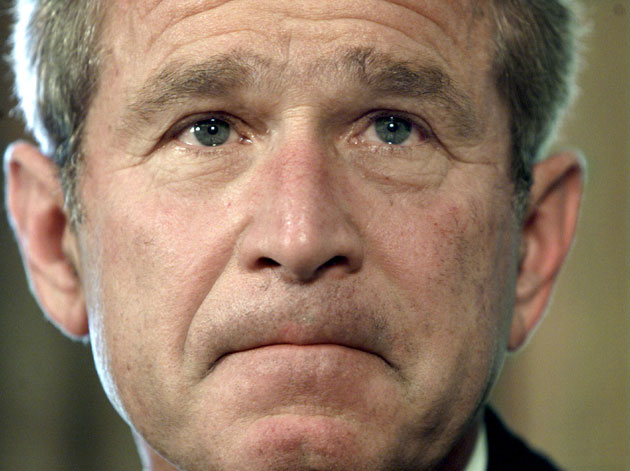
<box><xmin>4</xmin><ymin>0</ymin><xmax>584</xmax><ymax>470</ymax></box>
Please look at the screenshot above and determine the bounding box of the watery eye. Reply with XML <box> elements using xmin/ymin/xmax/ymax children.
<box><xmin>374</xmin><ymin>116</ymin><xmax>413</xmax><ymax>145</ymax></box>
<box><xmin>190</xmin><ymin>118</ymin><xmax>231</xmax><ymax>147</ymax></box>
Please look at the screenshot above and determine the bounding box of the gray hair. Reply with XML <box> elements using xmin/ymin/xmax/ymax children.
<box><xmin>490</xmin><ymin>0</ymin><xmax>581</xmax><ymax>213</ymax></box>
<box><xmin>9</xmin><ymin>0</ymin><xmax>581</xmax><ymax>221</ymax></box>
<box><xmin>10</xmin><ymin>0</ymin><xmax>102</xmax><ymax>224</ymax></box>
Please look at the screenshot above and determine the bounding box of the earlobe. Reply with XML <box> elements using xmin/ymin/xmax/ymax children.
<box><xmin>509</xmin><ymin>151</ymin><xmax>584</xmax><ymax>351</ymax></box>
<box><xmin>4</xmin><ymin>141</ymin><xmax>88</xmax><ymax>339</ymax></box>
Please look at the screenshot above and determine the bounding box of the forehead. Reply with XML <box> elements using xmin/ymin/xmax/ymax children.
<box><xmin>110</xmin><ymin>0</ymin><xmax>486</xmax><ymax>35</ymax></box>
<box><xmin>101</xmin><ymin>0</ymin><xmax>494</xmax><ymax>82</ymax></box>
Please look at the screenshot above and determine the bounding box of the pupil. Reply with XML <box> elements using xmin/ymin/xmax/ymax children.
<box><xmin>375</xmin><ymin>116</ymin><xmax>412</xmax><ymax>145</ymax></box>
<box><xmin>193</xmin><ymin>118</ymin><xmax>230</xmax><ymax>146</ymax></box>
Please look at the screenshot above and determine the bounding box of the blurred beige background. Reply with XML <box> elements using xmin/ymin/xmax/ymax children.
<box><xmin>490</xmin><ymin>2</ymin><xmax>630</xmax><ymax>470</ymax></box>
<box><xmin>1</xmin><ymin>1</ymin><xmax>628</xmax><ymax>470</ymax></box>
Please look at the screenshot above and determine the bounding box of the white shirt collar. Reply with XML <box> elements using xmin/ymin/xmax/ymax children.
<box><xmin>463</xmin><ymin>421</ymin><xmax>488</xmax><ymax>471</ymax></box>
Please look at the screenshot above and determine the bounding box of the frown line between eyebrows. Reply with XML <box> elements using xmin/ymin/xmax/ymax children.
<box><xmin>119</xmin><ymin>47</ymin><xmax>480</xmax><ymax>142</ymax></box>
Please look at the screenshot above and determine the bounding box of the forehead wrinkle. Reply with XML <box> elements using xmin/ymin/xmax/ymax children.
<box><xmin>386</xmin><ymin>0</ymin><xmax>486</xmax><ymax>46</ymax></box>
<box><xmin>387</xmin><ymin>0</ymin><xmax>449</xmax><ymax>37</ymax></box>
<box><xmin>106</xmin><ymin>1</ymin><xmax>242</xmax><ymax>81</ymax></box>
<box><xmin>143</xmin><ymin>0</ymin><xmax>237</xmax><ymax>51</ymax></box>
<box><xmin>120</xmin><ymin>0</ymin><xmax>234</xmax><ymax>24</ymax></box>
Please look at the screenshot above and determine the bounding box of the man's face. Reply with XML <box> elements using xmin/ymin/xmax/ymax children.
<box><xmin>76</xmin><ymin>0</ymin><xmax>519</xmax><ymax>469</ymax></box>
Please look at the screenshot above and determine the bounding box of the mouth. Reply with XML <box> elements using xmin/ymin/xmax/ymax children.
<box><xmin>187</xmin><ymin>301</ymin><xmax>398</xmax><ymax>380</ymax></box>
<box><xmin>207</xmin><ymin>336</ymin><xmax>395</xmax><ymax>376</ymax></box>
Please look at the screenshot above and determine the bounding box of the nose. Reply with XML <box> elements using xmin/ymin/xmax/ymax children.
<box><xmin>238</xmin><ymin>138</ymin><xmax>364</xmax><ymax>283</ymax></box>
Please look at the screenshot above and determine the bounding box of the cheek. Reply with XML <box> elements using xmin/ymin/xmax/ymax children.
<box><xmin>79</xmin><ymin>169</ymin><xmax>242</xmax><ymax>422</ymax></box>
<box><xmin>376</xmin><ymin>197</ymin><xmax>514</xmax><ymax>309</ymax></box>
<box><xmin>369</xmin><ymin>190</ymin><xmax>518</xmax><ymax>399</ymax></box>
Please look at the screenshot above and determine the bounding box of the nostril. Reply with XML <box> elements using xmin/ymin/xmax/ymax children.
<box><xmin>255</xmin><ymin>257</ymin><xmax>281</xmax><ymax>270</ymax></box>
<box><xmin>318</xmin><ymin>255</ymin><xmax>348</xmax><ymax>271</ymax></box>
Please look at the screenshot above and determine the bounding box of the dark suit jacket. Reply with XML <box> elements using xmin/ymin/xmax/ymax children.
<box><xmin>486</xmin><ymin>408</ymin><xmax>561</xmax><ymax>471</ymax></box>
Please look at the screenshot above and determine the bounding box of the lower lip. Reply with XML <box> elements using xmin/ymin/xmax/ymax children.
<box><xmin>213</xmin><ymin>343</ymin><xmax>385</xmax><ymax>373</ymax></box>
<box><xmin>206</xmin><ymin>344</ymin><xmax>392</xmax><ymax>406</ymax></box>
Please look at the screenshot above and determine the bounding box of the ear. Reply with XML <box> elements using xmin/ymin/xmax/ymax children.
<box><xmin>4</xmin><ymin>141</ymin><xmax>88</xmax><ymax>339</ymax></box>
<box><xmin>509</xmin><ymin>151</ymin><xmax>584</xmax><ymax>351</ymax></box>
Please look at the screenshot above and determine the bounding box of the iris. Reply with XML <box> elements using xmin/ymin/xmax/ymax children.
<box><xmin>374</xmin><ymin>116</ymin><xmax>412</xmax><ymax>145</ymax></box>
<box><xmin>193</xmin><ymin>118</ymin><xmax>231</xmax><ymax>146</ymax></box>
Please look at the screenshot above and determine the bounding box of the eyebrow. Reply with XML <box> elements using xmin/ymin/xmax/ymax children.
<box><xmin>122</xmin><ymin>47</ymin><xmax>480</xmax><ymax>140</ymax></box>
<box><xmin>122</xmin><ymin>52</ymin><xmax>268</xmax><ymax>127</ymax></box>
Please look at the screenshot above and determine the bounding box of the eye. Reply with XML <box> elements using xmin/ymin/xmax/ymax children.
<box><xmin>179</xmin><ymin>118</ymin><xmax>234</xmax><ymax>147</ymax></box>
<box><xmin>359</xmin><ymin>114</ymin><xmax>430</xmax><ymax>147</ymax></box>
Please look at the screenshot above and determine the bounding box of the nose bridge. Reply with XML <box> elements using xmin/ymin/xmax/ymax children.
<box><xmin>272</xmin><ymin>139</ymin><xmax>334</xmax><ymax>238</ymax></box>
<box><xmin>239</xmin><ymin>132</ymin><xmax>363</xmax><ymax>282</ymax></box>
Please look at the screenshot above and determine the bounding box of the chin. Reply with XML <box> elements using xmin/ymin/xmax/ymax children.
<box><xmin>155</xmin><ymin>413</ymin><xmax>450</xmax><ymax>471</ymax></box>
<box><xmin>237</xmin><ymin>414</ymin><xmax>367</xmax><ymax>470</ymax></box>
